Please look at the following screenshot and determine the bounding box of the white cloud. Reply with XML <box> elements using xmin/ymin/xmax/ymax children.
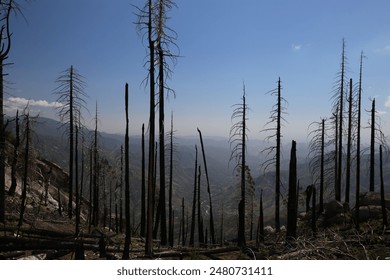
<box><xmin>377</xmin><ymin>110</ymin><xmax>387</xmax><ymax>116</ymax></box>
<box><xmin>6</xmin><ymin>97</ymin><xmax>62</xmax><ymax>109</ymax></box>
<box><xmin>292</xmin><ymin>43</ymin><xmax>302</xmax><ymax>51</ymax></box>
<box><xmin>384</xmin><ymin>45</ymin><xmax>390</xmax><ymax>52</ymax></box>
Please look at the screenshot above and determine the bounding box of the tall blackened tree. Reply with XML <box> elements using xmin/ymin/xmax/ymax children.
<box><xmin>140</xmin><ymin>123</ymin><xmax>146</xmax><ymax>237</ymax></box>
<box><xmin>355</xmin><ymin>52</ymin><xmax>364</xmax><ymax>230</ymax></box>
<box><xmin>369</xmin><ymin>98</ymin><xmax>376</xmax><ymax>192</ymax></box>
<box><xmin>261</xmin><ymin>78</ymin><xmax>287</xmax><ymax>232</ymax></box>
<box><xmin>155</xmin><ymin>0</ymin><xmax>178</xmax><ymax>246</ymax></box>
<box><xmin>53</xmin><ymin>65</ymin><xmax>87</xmax><ymax>219</ymax></box>
<box><xmin>136</xmin><ymin>0</ymin><xmax>178</xmax><ymax>252</ymax></box>
<box><xmin>123</xmin><ymin>83</ymin><xmax>131</xmax><ymax>259</ymax></box>
<box><xmin>331</xmin><ymin>39</ymin><xmax>347</xmax><ymax>201</ymax></box>
<box><xmin>135</xmin><ymin>0</ymin><xmax>156</xmax><ymax>256</ymax></box>
<box><xmin>345</xmin><ymin>78</ymin><xmax>354</xmax><ymax>204</ymax></box>
<box><xmin>229</xmin><ymin>87</ymin><xmax>249</xmax><ymax>247</ymax></box>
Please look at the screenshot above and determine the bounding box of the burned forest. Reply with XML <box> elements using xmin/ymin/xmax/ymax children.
<box><xmin>1</xmin><ymin>0</ymin><xmax>390</xmax><ymax>260</ymax></box>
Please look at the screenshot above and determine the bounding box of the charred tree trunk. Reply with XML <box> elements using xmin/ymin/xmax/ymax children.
<box><xmin>120</xmin><ymin>145</ymin><xmax>123</xmax><ymax>233</ymax></box>
<box><xmin>334</xmin><ymin>110</ymin><xmax>339</xmax><ymax>201</ymax></box>
<box><xmin>286</xmin><ymin>140</ymin><xmax>297</xmax><ymax>242</ymax></box>
<box><xmin>168</xmin><ymin>113</ymin><xmax>174</xmax><ymax>247</ymax></box>
<box><xmin>145</xmin><ymin>0</ymin><xmax>156</xmax><ymax>257</ymax></box>
<box><xmin>156</xmin><ymin>39</ymin><xmax>167</xmax><ymax>246</ymax></box>
<box><xmin>238</xmin><ymin>94</ymin><xmax>247</xmax><ymax>246</ymax></box>
<box><xmin>189</xmin><ymin>145</ymin><xmax>198</xmax><ymax>247</ymax></box>
<box><xmin>88</xmin><ymin>148</ymin><xmax>93</xmax><ymax>232</ymax></box>
<box><xmin>319</xmin><ymin>119</ymin><xmax>325</xmax><ymax>213</ymax></box>
<box><xmin>345</xmin><ymin>79</ymin><xmax>353</xmax><ymax>204</ymax></box>
<box><xmin>275</xmin><ymin>78</ymin><xmax>282</xmax><ymax>231</ymax></box>
<box><xmin>123</xmin><ymin>83</ymin><xmax>131</xmax><ymax>259</ymax></box>
<box><xmin>197</xmin><ymin>165</ymin><xmax>204</xmax><ymax>246</ymax></box>
<box><xmin>336</xmin><ymin>40</ymin><xmax>346</xmax><ymax>202</ymax></box>
<box><xmin>75</xmin><ymin>122</ymin><xmax>80</xmax><ymax>235</ymax></box>
<box><xmin>312</xmin><ymin>187</ymin><xmax>316</xmax><ymax>234</ymax></box>
<box><xmin>256</xmin><ymin>190</ymin><xmax>264</xmax><ymax>246</ymax></box>
<box><xmin>197</xmin><ymin>128</ymin><xmax>215</xmax><ymax>245</ymax></box>
<box><xmin>141</xmin><ymin>123</ymin><xmax>146</xmax><ymax>237</ymax></box>
<box><xmin>355</xmin><ymin>53</ymin><xmax>363</xmax><ymax>230</ymax></box>
<box><xmin>79</xmin><ymin>121</ymin><xmax>85</xmax><ymax>219</ymax></box>
<box><xmin>370</xmin><ymin>99</ymin><xmax>375</xmax><ymax>192</ymax></box>
<box><xmin>68</xmin><ymin>66</ymin><xmax>74</xmax><ymax>219</ymax></box>
<box><xmin>380</xmin><ymin>145</ymin><xmax>388</xmax><ymax>228</ymax></box>
<box><xmin>181</xmin><ymin>197</ymin><xmax>185</xmax><ymax>246</ymax></box>
<box><xmin>8</xmin><ymin>110</ymin><xmax>20</xmax><ymax>196</ymax></box>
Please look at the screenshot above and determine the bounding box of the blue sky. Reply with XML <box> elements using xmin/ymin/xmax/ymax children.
<box><xmin>5</xmin><ymin>0</ymin><xmax>390</xmax><ymax>143</ymax></box>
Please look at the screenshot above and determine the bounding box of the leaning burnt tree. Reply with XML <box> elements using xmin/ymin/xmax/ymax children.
<box><xmin>229</xmin><ymin>87</ymin><xmax>249</xmax><ymax>247</ymax></box>
<box><xmin>53</xmin><ymin>65</ymin><xmax>88</xmax><ymax>220</ymax></box>
<box><xmin>261</xmin><ymin>78</ymin><xmax>287</xmax><ymax>232</ymax></box>
<box><xmin>197</xmin><ymin>127</ymin><xmax>216</xmax><ymax>245</ymax></box>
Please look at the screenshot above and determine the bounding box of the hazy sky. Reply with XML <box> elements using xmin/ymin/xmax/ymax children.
<box><xmin>5</xmin><ymin>0</ymin><xmax>390</xmax><ymax>143</ymax></box>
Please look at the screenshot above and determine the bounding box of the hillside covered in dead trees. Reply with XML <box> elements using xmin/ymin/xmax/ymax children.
<box><xmin>1</xmin><ymin>0</ymin><xmax>390</xmax><ymax>260</ymax></box>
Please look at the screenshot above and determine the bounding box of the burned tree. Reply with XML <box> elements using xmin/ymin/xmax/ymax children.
<box><xmin>197</xmin><ymin>127</ymin><xmax>215</xmax><ymax>245</ymax></box>
<box><xmin>330</xmin><ymin>39</ymin><xmax>348</xmax><ymax>201</ymax></box>
<box><xmin>140</xmin><ymin>123</ymin><xmax>146</xmax><ymax>237</ymax></box>
<box><xmin>286</xmin><ymin>140</ymin><xmax>297</xmax><ymax>242</ymax></box>
<box><xmin>261</xmin><ymin>78</ymin><xmax>287</xmax><ymax>232</ymax></box>
<box><xmin>53</xmin><ymin>65</ymin><xmax>88</xmax><ymax>219</ymax></box>
<box><xmin>1</xmin><ymin>0</ymin><xmax>25</xmax><ymax>223</ymax></box>
<box><xmin>8</xmin><ymin>110</ymin><xmax>20</xmax><ymax>196</ymax></box>
<box><xmin>355</xmin><ymin>52</ymin><xmax>364</xmax><ymax>230</ymax></box>
<box><xmin>229</xmin><ymin>87</ymin><xmax>249</xmax><ymax>247</ymax></box>
<box><xmin>123</xmin><ymin>83</ymin><xmax>131</xmax><ymax>259</ymax></box>
<box><xmin>135</xmin><ymin>0</ymin><xmax>156</xmax><ymax>256</ymax></box>
<box><xmin>189</xmin><ymin>145</ymin><xmax>198</xmax><ymax>247</ymax></box>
